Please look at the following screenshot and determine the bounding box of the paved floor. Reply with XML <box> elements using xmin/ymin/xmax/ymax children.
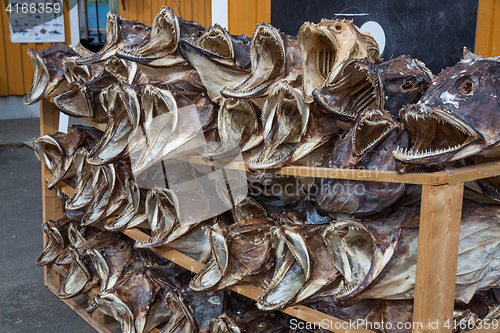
<box><xmin>0</xmin><ymin>119</ymin><xmax>95</xmax><ymax>332</ymax></box>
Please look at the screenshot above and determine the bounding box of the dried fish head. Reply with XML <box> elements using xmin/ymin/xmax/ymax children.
<box><xmin>25</xmin><ymin>44</ymin><xmax>79</xmax><ymax>104</ymax></box>
<box><xmin>202</xmin><ymin>98</ymin><xmax>262</xmax><ymax>161</ymax></box>
<box><xmin>313</xmin><ymin>59</ymin><xmax>383</xmax><ymax>122</ymax></box>
<box><xmin>190</xmin><ymin>217</ymin><xmax>273</xmax><ymax>291</ymax></box>
<box><xmin>33</xmin><ymin>125</ymin><xmax>102</xmax><ymax>189</ymax></box>
<box><xmin>377</xmin><ymin>55</ymin><xmax>433</xmax><ymax>118</ymax></box>
<box><xmin>86</xmin><ymin>83</ymin><xmax>141</xmax><ymax>165</ymax></box>
<box><xmin>394</xmin><ymin>52</ymin><xmax>500</xmax><ymax>165</ymax></box>
<box><xmin>36</xmin><ymin>217</ymin><xmax>71</xmax><ymax>266</ymax></box>
<box><xmin>52</xmin><ymin>75</ymin><xmax>118</xmax><ymax>123</ymax></box>
<box><xmin>313</xmin><ymin>109</ymin><xmax>406</xmax><ymax>217</ymax></box>
<box><xmin>248</xmin><ymin>82</ymin><xmax>309</xmax><ymax>170</ymax></box>
<box><xmin>75</xmin><ymin>13</ymin><xmax>151</xmax><ymax>64</ymax></box>
<box><xmin>299</xmin><ymin>19</ymin><xmax>380</xmax><ymax>101</ymax></box>
<box><xmin>117</xmin><ymin>7</ymin><xmax>180</xmax><ymax>62</ymax></box>
<box><xmin>221</xmin><ymin>24</ymin><xmax>302</xmax><ymax>99</ymax></box>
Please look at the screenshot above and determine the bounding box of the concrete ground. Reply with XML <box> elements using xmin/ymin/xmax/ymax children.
<box><xmin>0</xmin><ymin>118</ymin><xmax>95</xmax><ymax>332</ymax></box>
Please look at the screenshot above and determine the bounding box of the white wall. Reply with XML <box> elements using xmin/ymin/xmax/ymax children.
<box><xmin>0</xmin><ymin>96</ymin><xmax>40</xmax><ymax>120</ymax></box>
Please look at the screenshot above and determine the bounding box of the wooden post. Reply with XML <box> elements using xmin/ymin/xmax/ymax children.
<box><xmin>412</xmin><ymin>183</ymin><xmax>464</xmax><ymax>333</ymax></box>
<box><xmin>40</xmin><ymin>99</ymin><xmax>64</xmax><ymax>286</ymax></box>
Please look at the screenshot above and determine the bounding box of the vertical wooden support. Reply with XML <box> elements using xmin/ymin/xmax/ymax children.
<box><xmin>40</xmin><ymin>99</ymin><xmax>64</xmax><ymax>286</ymax></box>
<box><xmin>412</xmin><ymin>183</ymin><xmax>464</xmax><ymax>333</ymax></box>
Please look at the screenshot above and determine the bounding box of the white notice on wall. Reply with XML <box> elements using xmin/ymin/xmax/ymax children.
<box><xmin>9</xmin><ymin>0</ymin><xmax>65</xmax><ymax>43</ymax></box>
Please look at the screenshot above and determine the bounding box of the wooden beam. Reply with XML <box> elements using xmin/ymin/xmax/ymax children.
<box><xmin>412</xmin><ymin>183</ymin><xmax>464</xmax><ymax>333</ymax></box>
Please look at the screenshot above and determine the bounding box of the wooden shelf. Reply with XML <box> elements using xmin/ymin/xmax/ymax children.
<box><xmin>40</xmin><ymin>98</ymin><xmax>500</xmax><ymax>333</ymax></box>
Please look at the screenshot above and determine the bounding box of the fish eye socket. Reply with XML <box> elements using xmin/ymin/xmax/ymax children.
<box><xmin>57</xmin><ymin>53</ymin><xmax>64</xmax><ymax>60</ymax></box>
<box><xmin>463</xmin><ymin>81</ymin><xmax>474</xmax><ymax>94</ymax></box>
<box><xmin>401</xmin><ymin>80</ymin><xmax>414</xmax><ymax>91</ymax></box>
<box><xmin>134</xmin><ymin>25</ymin><xmax>143</xmax><ymax>31</ymax></box>
<box><xmin>197</xmin><ymin>30</ymin><xmax>203</xmax><ymax>37</ymax></box>
<box><xmin>334</xmin><ymin>24</ymin><xmax>342</xmax><ymax>32</ymax></box>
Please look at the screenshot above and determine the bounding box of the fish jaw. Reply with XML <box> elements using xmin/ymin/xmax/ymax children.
<box><xmin>248</xmin><ymin>82</ymin><xmax>309</xmax><ymax>170</ymax></box>
<box><xmin>25</xmin><ymin>49</ymin><xmax>51</xmax><ymax>105</ymax></box>
<box><xmin>117</xmin><ymin>7</ymin><xmax>180</xmax><ymax>62</ymax></box>
<box><xmin>299</xmin><ymin>19</ymin><xmax>380</xmax><ymax>101</ymax></box>
<box><xmin>87</xmin><ymin>84</ymin><xmax>141</xmax><ymax>165</ymax></box>
<box><xmin>220</xmin><ymin>24</ymin><xmax>286</xmax><ymax>99</ymax></box>
<box><xmin>202</xmin><ymin>98</ymin><xmax>262</xmax><ymax>161</ymax></box>
<box><xmin>134</xmin><ymin>187</ymin><xmax>180</xmax><ymax>248</ymax></box>
<box><xmin>179</xmin><ymin>39</ymin><xmax>249</xmax><ymax>102</ymax></box>
<box><xmin>322</xmin><ymin>221</ymin><xmax>374</xmax><ymax>301</ymax></box>
<box><xmin>58</xmin><ymin>247</ymin><xmax>93</xmax><ymax>298</ymax></box>
<box><xmin>257</xmin><ymin>226</ymin><xmax>310</xmax><ymax>311</ymax></box>
<box><xmin>313</xmin><ymin>59</ymin><xmax>383</xmax><ymax>122</ymax></box>
<box><xmin>352</xmin><ymin>108</ymin><xmax>402</xmax><ymax>157</ymax></box>
<box><xmin>394</xmin><ymin>104</ymin><xmax>483</xmax><ymax>164</ymax></box>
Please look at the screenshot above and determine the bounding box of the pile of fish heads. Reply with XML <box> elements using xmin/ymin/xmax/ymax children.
<box><xmin>29</xmin><ymin>6</ymin><xmax>500</xmax><ymax>333</ymax></box>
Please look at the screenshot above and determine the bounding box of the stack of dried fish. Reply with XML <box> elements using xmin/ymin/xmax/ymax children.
<box><xmin>29</xmin><ymin>6</ymin><xmax>500</xmax><ymax>333</ymax></box>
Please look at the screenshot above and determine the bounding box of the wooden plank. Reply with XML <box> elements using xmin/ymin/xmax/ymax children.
<box><xmin>41</xmin><ymin>99</ymin><xmax>64</xmax><ymax>287</ymax></box>
<box><xmin>412</xmin><ymin>183</ymin><xmax>464</xmax><ymax>333</ymax></box>
<box><xmin>122</xmin><ymin>228</ymin><xmax>375</xmax><ymax>333</ymax></box>
<box><xmin>10</xmin><ymin>41</ymin><xmax>25</xmax><ymax>95</ymax></box>
<box><xmin>492</xmin><ymin>0</ymin><xmax>500</xmax><ymax>56</ymax></box>
<box><xmin>21</xmin><ymin>43</ymin><xmax>33</xmax><ymax>93</ymax></box>
<box><xmin>257</xmin><ymin>0</ymin><xmax>271</xmax><ymax>24</ymax></box>
<box><xmin>475</xmin><ymin>0</ymin><xmax>496</xmax><ymax>57</ymax></box>
<box><xmin>205</xmin><ymin>0</ymin><xmax>211</xmax><ymax>27</ymax></box>
<box><xmin>0</xmin><ymin>9</ymin><xmax>9</xmax><ymax>96</ymax></box>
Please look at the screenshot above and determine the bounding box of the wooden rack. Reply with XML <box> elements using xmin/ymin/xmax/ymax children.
<box><xmin>40</xmin><ymin>99</ymin><xmax>500</xmax><ymax>333</ymax></box>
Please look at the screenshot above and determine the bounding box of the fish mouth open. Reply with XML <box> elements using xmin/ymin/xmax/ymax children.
<box><xmin>299</xmin><ymin>23</ymin><xmax>338</xmax><ymax>99</ymax></box>
<box><xmin>25</xmin><ymin>49</ymin><xmax>50</xmax><ymax>105</ymax></box>
<box><xmin>58</xmin><ymin>247</ymin><xmax>92</xmax><ymax>298</ymax></box>
<box><xmin>322</xmin><ymin>221</ymin><xmax>373</xmax><ymax>300</ymax></box>
<box><xmin>63</xmin><ymin>57</ymin><xmax>92</xmax><ymax>83</ymax></box>
<box><xmin>203</xmin><ymin>98</ymin><xmax>261</xmax><ymax>161</ymax></box>
<box><xmin>189</xmin><ymin>225</ymin><xmax>229</xmax><ymax>291</ymax></box>
<box><xmin>313</xmin><ymin>60</ymin><xmax>382</xmax><ymax>121</ymax></box>
<box><xmin>36</xmin><ymin>223</ymin><xmax>65</xmax><ymax>266</ymax></box>
<box><xmin>134</xmin><ymin>187</ymin><xmax>180</xmax><ymax>248</ymax></box>
<box><xmin>248</xmin><ymin>83</ymin><xmax>308</xmax><ymax>170</ymax></box>
<box><xmin>53</xmin><ymin>81</ymin><xmax>92</xmax><ymax>118</ymax></box>
<box><xmin>352</xmin><ymin>109</ymin><xmax>399</xmax><ymax>156</ymax></box>
<box><xmin>87</xmin><ymin>84</ymin><xmax>140</xmax><ymax>165</ymax></box>
<box><xmin>257</xmin><ymin>226</ymin><xmax>310</xmax><ymax>311</ymax></box>
<box><xmin>221</xmin><ymin>24</ymin><xmax>285</xmax><ymax>98</ymax></box>
<box><xmin>33</xmin><ymin>136</ymin><xmax>67</xmax><ymax>189</ymax></box>
<box><xmin>394</xmin><ymin>105</ymin><xmax>480</xmax><ymax>164</ymax></box>
<box><xmin>196</xmin><ymin>24</ymin><xmax>234</xmax><ymax>63</ymax></box>
<box><xmin>117</xmin><ymin>7</ymin><xmax>180</xmax><ymax>62</ymax></box>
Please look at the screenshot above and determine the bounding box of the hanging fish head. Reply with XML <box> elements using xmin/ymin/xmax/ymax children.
<box><xmin>248</xmin><ymin>82</ymin><xmax>309</xmax><ymax>170</ymax></box>
<box><xmin>202</xmin><ymin>97</ymin><xmax>262</xmax><ymax>160</ymax></box>
<box><xmin>377</xmin><ymin>55</ymin><xmax>433</xmax><ymax>118</ymax></box>
<box><xmin>25</xmin><ymin>44</ymin><xmax>79</xmax><ymax>104</ymax></box>
<box><xmin>220</xmin><ymin>24</ymin><xmax>300</xmax><ymax>99</ymax></box>
<box><xmin>298</xmin><ymin>19</ymin><xmax>380</xmax><ymax>101</ymax></box>
<box><xmin>394</xmin><ymin>54</ymin><xmax>500</xmax><ymax>165</ymax></box>
<box><xmin>313</xmin><ymin>59</ymin><xmax>383</xmax><ymax>122</ymax></box>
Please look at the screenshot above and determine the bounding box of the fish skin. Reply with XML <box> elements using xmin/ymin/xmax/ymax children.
<box><xmin>322</xmin><ymin>203</ymin><xmax>500</xmax><ymax>306</ymax></box>
<box><xmin>190</xmin><ymin>217</ymin><xmax>274</xmax><ymax>292</ymax></box>
<box><xmin>312</xmin><ymin>109</ymin><xmax>407</xmax><ymax>217</ymax></box>
<box><xmin>221</xmin><ymin>24</ymin><xmax>303</xmax><ymax>100</ymax></box>
<box><xmin>24</xmin><ymin>44</ymin><xmax>80</xmax><ymax>105</ymax></box>
<box><xmin>394</xmin><ymin>51</ymin><xmax>500</xmax><ymax>165</ymax></box>
<box><xmin>36</xmin><ymin>217</ymin><xmax>72</xmax><ymax>266</ymax></box>
<box><xmin>33</xmin><ymin>125</ymin><xmax>103</xmax><ymax>190</ymax></box>
<box><xmin>299</xmin><ymin>19</ymin><xmax>380</xmax><ymax>102</ymax></box>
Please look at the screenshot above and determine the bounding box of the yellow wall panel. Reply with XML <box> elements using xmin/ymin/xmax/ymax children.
<box><xmin>228</xmin><ymin>0</ymin><xmax>271</xmax><ymax>37</ymax></box>
<box><xmin>475</xmin><ymin>0</ymin><xmax>500</xmax><ymax>57</ymax></box>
